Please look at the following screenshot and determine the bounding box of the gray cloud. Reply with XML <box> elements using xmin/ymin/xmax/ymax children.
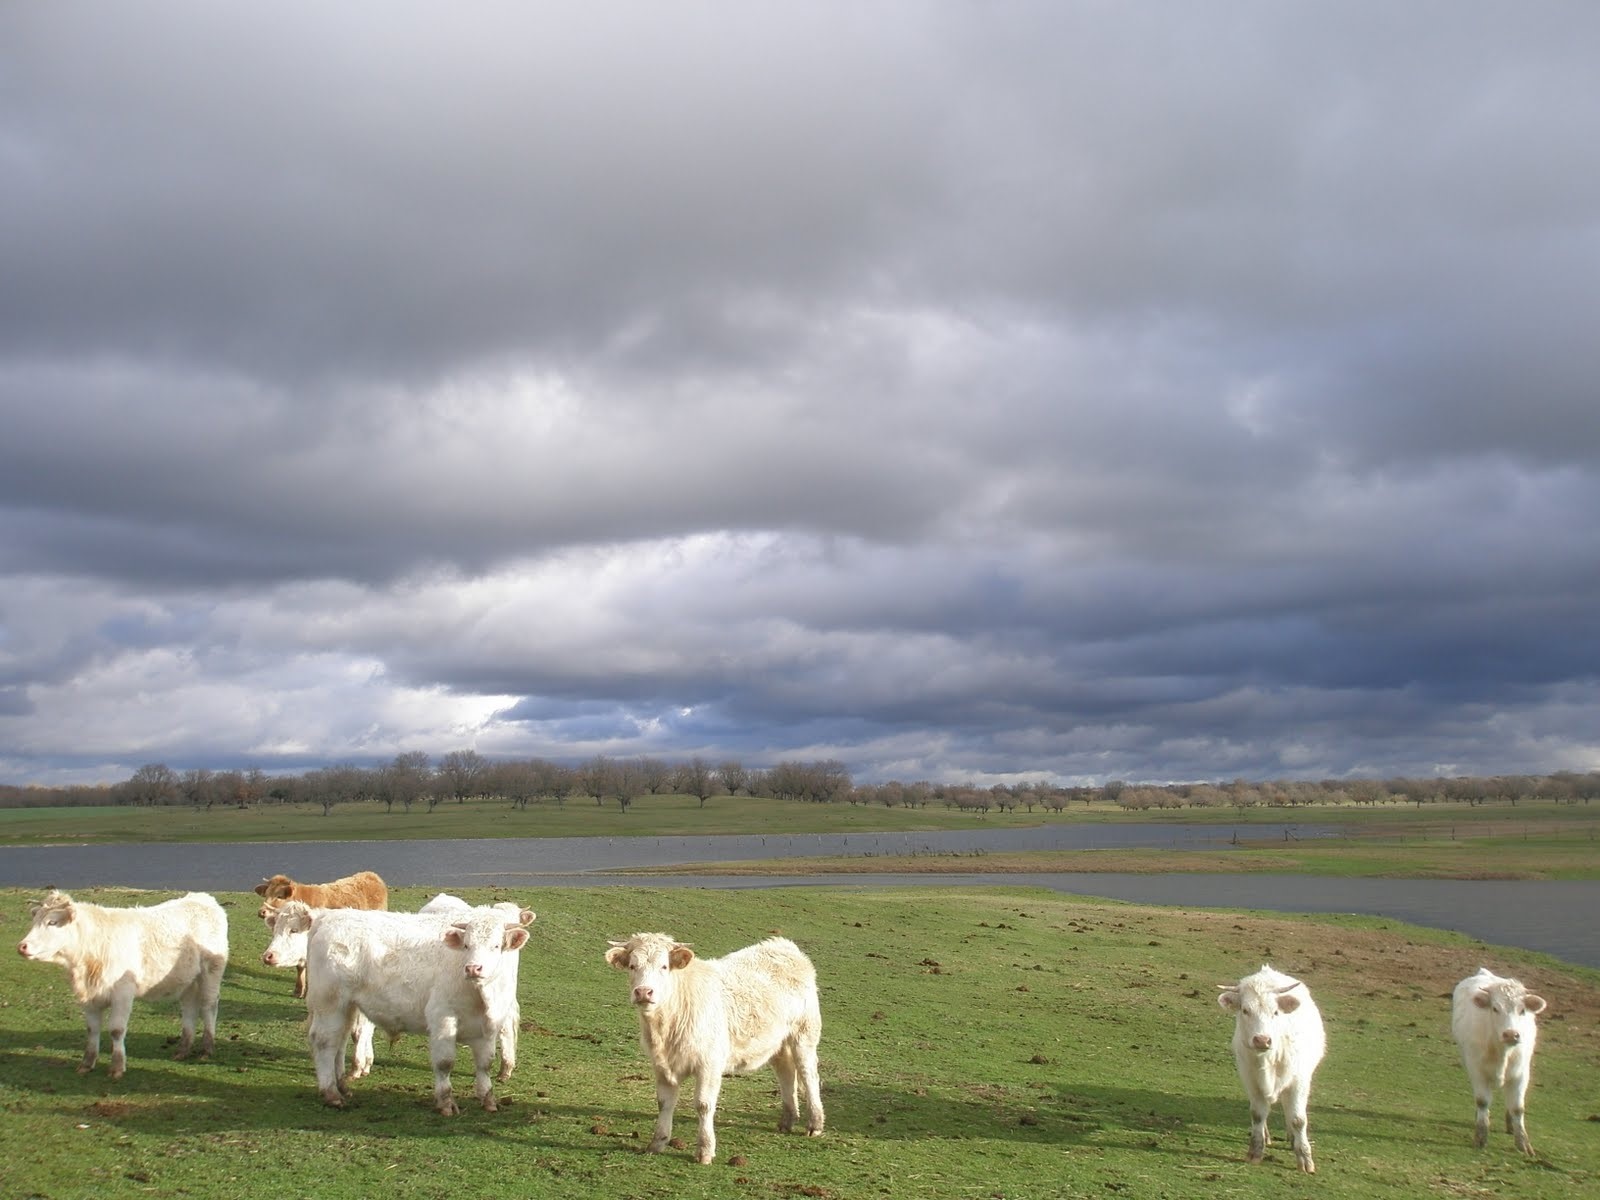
<box><xmin>3</xmin><ymin>2</ymin><xmax>1599</xmax><ymax>788</ymax></box>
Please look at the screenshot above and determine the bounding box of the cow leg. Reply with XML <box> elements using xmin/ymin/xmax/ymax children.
<box><xmin>1472</xmin><ymin>1086</ymin><xmax>1492</xmax><ymax>1149</ymax></box>
<box><xmin>78</xmin><ymin>1003</ymin><xmax>103</xmax><ymax>1074</ymax></box>
<box><xmin>349</xmin><ymin>1012</ymin><xmax>375</xmax><ymax>1079</ymax></box>
<box><xmin>198</xmin><ymin>954</ymin><xmax>223</xmax><ymax>1058</ymax></box>
<box><xmin>309</xmin><ymin>1005</ymin><xmax>356</xmax><ymax>1105</ymax></box>
<box><xmin>772</xmin><ymin>1044</ymin><xmax>800</xmax><ymax>1133</ymax></box>
<box><xmin>429</xmin><ymin>1016</ymin><xmax>460</xmax><ymax>1115</ymax></box>
<box><xmin>796</xmin><ymin>1035</ymin><xmax>825</xmax><ymax>1137</ymax></box>
<box><xmin>648</xmin><ymin>1068</ymin><xmax>679</xmax><ymax>1153</ymax></box>
<box><xmin>174</xmin><ymin>979</ymin><xmax>199</xmax><ymax>1060</ymax></box>
<box><xmin>470</xmin><ymin>1034</ymin><xmax>498</xmax><ymax>1112</ymax></box>
<box><xmin>105</xmin><ymin>984</ymin><xmax>136</xmax><ymax>1080</ymax></box>
<box><xmin>694</xmin><ymin>1070</ymin><xmax>723</xmax><ymax>1165</ymax></box>
<box><xmin>496</xmin><ymin>1002</ymin><xmax>519</xmax><ymax>1082</ymax></box>
<box><xmin>1505</xmin><ymin>1069</ymin><xmax>1534</xmax><ymax>1156</ymax></box>
<box><xmin>1282</xmin><ymin>1082</ymin><xmax>1315</xmax><ymax>1174</ymax></box>
<box><xmin>1247</xmin><ymin>1099</ymin><xmax>1270</xmax><ymax>1164</ymax></box>
<box><xmin>294</xmin><ymin>964</ymin><xmax>307</xmax><ymax>1000</ymax></box>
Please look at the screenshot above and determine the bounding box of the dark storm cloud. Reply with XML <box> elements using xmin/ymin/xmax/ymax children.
<box><xmin>3</xmin><ymin>2</ymin><xmax>1599</xmax><ymax>787</ymax></box>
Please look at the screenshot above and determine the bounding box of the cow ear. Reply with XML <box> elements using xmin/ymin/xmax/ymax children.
<box><xmin>254</xmin><ymin>881</ymin><xmax>269</xmax><ymax>896</ymax></box>
<box><xmin>1524</xmin><ymin>993</ymin><xmax>1547</xmax><ymax>1015</ymax></box>
<box><xmin>516</xmin><ymin>908</ymin><xmax>536</xmax><ymax>927</ymax></box>
<box><xmin>1473</xmin><ymin>990</ymin><xmax>1492</xmax><ymax>1009</ymax></box>
<box><xmin>1276</xmin><ymin>993</ymin><xmax>1301</xmax><ymax>1014</ymax></box>
<box><xmin>1217</xmin><ymin>989</ymin><xmax>1240</xmax><ymax>1012</ymax></box>
<box><xmin>604</xmin><ymin>945</ymin><xmax>631</xmax><ymax>969</ymax></box>
<box><xmin>443</xmin><ymin>926</ymin><xmax>467</xmax><ymax>949</ymax></box>
<box><xmin>264</xmin><ymin>912</ymin><xmax>277</xmax><ymax>931</ymax></box>
<box><xmin>669</xmin><ymin>945</ymin><xmax>695</xmax><ymax>970</ymax></box>
<box><xmin>503</xmin><ymin>927</ymin><xmax>530</xmax><ymax>952</ymax></box>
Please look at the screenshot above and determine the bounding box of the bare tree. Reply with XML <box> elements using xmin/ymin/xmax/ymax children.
<box><xmin>577</xmin><ymin>755</ymin><xmax>615</xmax><ymax>806</ymax></box>
<box><xmin>383</xmin><ymin>751</ymin><xmax>430</xmax><ymax>814</ymax></box>
<box><xmin>673</xmin><ymin>756</ymin><xmax>716</xmax><ymax>807</ymax></box>
<box><xmin>124</xmin><ymin>763</ymin><xmax>179</xmax><ymax>807</ymax></box>
<box><xmin>438</xmin><ymin>749</ymin><xmax>489</xmax><ymax>803</ymax></box>
<box><xmin>610</xmin><ymin>759</ymin><xmax>642</xmax><ymax>813</ymax></box>
<box><xmin>530</xmin><ymin>758</ymin><xmax>573</xmax><ymax>807</ymax></box>
<box><xmin>636</xmin><ymin>757</ymin><xmax>674</xmax><ymax>795</ymax></box>
<box><xmin>713</xmin><ymin>760</ymin><xmax>749</xmax><ymax>797</ymax></box>
<box><xmin>182</xmin><ymin>767</ymin><xmax>216</xmax><ymax>810</ymax></box>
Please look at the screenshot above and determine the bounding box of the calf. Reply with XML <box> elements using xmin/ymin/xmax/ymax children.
<box><xmin>261</xmin><ymin>900</ymin><xmax>377</xmax><ymax>1079</ymax></box>
<box><xmin>417</xmin><ymin>893</ymin><xmax>528</xmax><ymax>1080</ymax></box>
<box><xmin>304</xmin><ymin>904</ymin><xmax>532</xmax><ymax>1114</ymax></box>
<box><xmin>1217</xmin><ymin>965</ymin><xmax>1326</xmax><ymax>1173</ymax></box>
<box><xmin>1452</xmin><ymin>967</ymin><xmax>1547</xmax><ymax>1155</ymax></box>
<box><xmin>255</xmin><ymin>870</ymin><xmax>388</xmax><ymax>998</ymax></box>
<box><xmin>18</xmin><ymin>889</ymin><xmax>228</xmax><ymax>1079</ymax></box>
<box><xmin>604</xmin><ymin>932</ymin><xmax>824</xmax><ymax>1164</ymax></box>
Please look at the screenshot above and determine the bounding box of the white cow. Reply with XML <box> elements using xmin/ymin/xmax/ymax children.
<box><xmin>304</xmin><ymin>904</ymin><xmax>532</xmax><ymax>1114</ymax></box>
<box><xmin>1452</xmin><ymin>967</ymin><xmax>1547</xmax><ymax>1155</ymax></box>
<box><xmin>261</xmin><ymin>900</ymin><xmax>377</xmax><ymax>1079</ymax></box>
<box><xmin>417</xmin><ymin>893</ymin><xmax>528</xmax><ymax>1080</ymax></box>
<box><xmin>604</xmin><ymin>932</ymin><xmax>825</xmax><ymax>1164</ymax></box>
<box><xmin>1217</xmin><ymin>964</ymin><xmax>1326</xmax><ymax>1173</ymax></box>
<box><xmin>18</xmin><ymin>889</ymin><xmax>228</xmax><ymax>1079</ymax></box>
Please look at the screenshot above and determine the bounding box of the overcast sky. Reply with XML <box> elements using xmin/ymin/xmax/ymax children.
<box><xmin>3</xmin><ymin>2</ymin><xmax>1599</xmax><ymax>790</ymax></box>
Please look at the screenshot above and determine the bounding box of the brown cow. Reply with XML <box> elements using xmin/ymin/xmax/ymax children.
<box><xmin>255</xmin><ymin>870</ymin><xmax>388</xmax><ymax>996</ymax></box>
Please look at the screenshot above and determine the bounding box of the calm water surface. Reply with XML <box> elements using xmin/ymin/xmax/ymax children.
<box><xmin>2</xmin><ymin>828</ymin><xmax>1595</xmax><ymax>968</ymax></box>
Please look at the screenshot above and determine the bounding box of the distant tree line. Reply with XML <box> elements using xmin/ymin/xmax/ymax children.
<box><xmin>2</xmin><ymin>757</ymin><xmax>1598</xmax><ymax>814</ymax></box>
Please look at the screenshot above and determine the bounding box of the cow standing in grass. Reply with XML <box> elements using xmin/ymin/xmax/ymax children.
<box><xmin>255</xmin><ymin>870</ymin><xmax>388</xmax><ymax>998</ymax></box>
<box><xmin>1452</xmin><ymin>967</ymin><xmax>1547</xmax><ymax>1156</ymax></box>
<box><xmin>304</xmin><ymin>904</ymin><xmax>532</xmax><ymax>1114</ymax></box>
<box><xmin>1217</xmin><ymin>964</ymin><xmax>1326</xmax><ymax>1173</ymax></box>
<box><xmin>418</xmin><ymin>893</ymin><xmax>529</xmax><ymax>1080</ymax></box>
<box><xmin>604</xmin><ymin>932</ymin><xmax>825</xmax><ymax>1164</ymax></box>
<box><xmin>261</xmin><ymin>900</ymin><xmax>378</xmax><ymax>1079</ymax></box>
<box><xmin>18</xmin><ymin>890</ymin><xmax>228</xmax><ymax>1080</ymax></box>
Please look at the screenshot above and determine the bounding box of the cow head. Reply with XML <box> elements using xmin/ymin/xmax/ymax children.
<box><xmin>260</xmin><ymin>900</ymin><xmax>315</xmax><ymax>968</ymax></box>
<box><xmin>605</xmin><ymin>932</ymin><xmax>694</xmax><ymax>1014</ymax></box>
<box><xmin>1472</xmin><ymin>978</ymin><xmax>1547</xmax><ymax>1044</ymax></box>
<box><xmin>18</xmin><ymin>890</ymin><xmax>77</xmax><ymax>963</ymax></box>
<box><xmin>443</xmin><ymin>908</ymin><xmax>531</xmax><ymax>983</ymax></box>
<box><xmin>255</xmin><ymin>875</ymin><xmax>295</xmax><ymax>903</ymax></box>
<box><xmin>1218</xmin><ymin>968</ymin><xmax>1306</xmax><ymax>1053</ymax></box>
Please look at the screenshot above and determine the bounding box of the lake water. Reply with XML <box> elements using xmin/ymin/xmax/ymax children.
<box><xmin>2</xmin><ymin>827</ymin><xmax>1596</xmax><ymax>968</ymax></box>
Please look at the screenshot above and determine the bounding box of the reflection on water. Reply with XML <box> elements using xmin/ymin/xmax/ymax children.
<box><xmin>2</xmin><ymin>829</ymin><xmax>1595</xmax><ymax>968</ymax></box>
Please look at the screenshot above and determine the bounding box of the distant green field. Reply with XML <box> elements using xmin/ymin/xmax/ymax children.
<box><xmin>2</xmin><ymin>884</ymin><xmax>1596</xmax><ymax>1200</ymax></box>
<box><xmin>1</xmin><ymin>792</ymin><xmax>1594</xmax><ymax>848</ymax></box>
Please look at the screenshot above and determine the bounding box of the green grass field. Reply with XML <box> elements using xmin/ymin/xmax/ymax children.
<box><xmin>2</xmin><ymin>792</ymin><xmax>1596</xmax><ymax>851</ymax></box>
<box><xmin>2</xmin><ymin>884</ymin><xmax>1596</xmax><ymax>1199</ymax></box>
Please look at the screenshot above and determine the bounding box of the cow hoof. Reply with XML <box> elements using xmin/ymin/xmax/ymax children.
<box><xmin>481</xmin><ymin>1097</ymin><xmax>498</xmax><ymax>1113</ymax></box>
<box><xmin>437</xmin><ymin>1100</ymin><xmax>459</xmax><ymax>1117</ymax></box>
<box><xmin>1299</xmin><ymin>1160</ymin><xmax>1316</xmax><ymax>1174</ymax></box>
<box><xmin>321</xmin><ymin>1090</ymin><xmax>345</xmax><ymax>1108</ymax></box>
<box><xmin>806</xmin><ymin>1127</ymin><xmax>824</xmax><ymax>1138</ymax></box>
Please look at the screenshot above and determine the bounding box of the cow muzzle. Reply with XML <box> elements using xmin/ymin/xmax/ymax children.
<box><xmin>1250</xmin><ymin>1034</ymin><xmax>1272</xmax><ymax>1051</ymax></box>
<box><xmin>632</xmin><ymin>986</ymin><xmax>655</xmax><ymax>1007</ymax></box>
<box><xmin>1501</xmin><ymin>1029</ymin><xmax>1521</xmax><ymax>1045</ymax></box>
